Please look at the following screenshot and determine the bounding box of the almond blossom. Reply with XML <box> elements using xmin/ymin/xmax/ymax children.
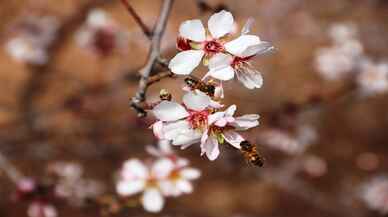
<box><xmin>361</xmin><ymin>176</ymin><xmax>388</xmax><ymax>214</ymax></box>
<box><xmin>152</xmin><ymin>91</ymin><xmax>260</xmax><ymax>160</ymax></box>
<box><xmin>168</xmin><ymin>10</ymin><xmax>272</xmax><ymax>87</ymax></box>
<box><xmin>116</xmin><ymin>155</ymin><xmax>200</xmax><ymax>213</ymax></box>
<box><xmin>152</xmin><ymin>90</ymin><xmax>221</xmax><ymax>148</ymax></box>
<box><xmin>116</xmin><ymin>159</ymin><xmax>171</xmax><ymax>213</ymax></box>
<box><xmin>200</xmin><ymin>105</ymin><xmax>259</xmax><ymax>160</ymax></box>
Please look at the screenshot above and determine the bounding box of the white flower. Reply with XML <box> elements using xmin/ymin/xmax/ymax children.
<box><xmin>116</xmin><ymin>159</ymin><xmax>172</xmax><ymax>213</ymax></box>
<box><xmin>75</xmin><ymin>8</ymin><xmax>128</xmax><ymax>55</ymax></box>
<box><xmin>159</xmin><ymin>158</ymin><xmax>201</xmax><ymax>197</ymax></box>
<box><xmin>152</xmin><ymin>90</ymin><xmax>219</xmax><ymax>147</ymax></box>
<box><xmin>357</xmin><ymin>60</ymin><xmax>388</xmax><ymax>95</ymax></box>
<box><xmin>200</xmin><ymin>105</ymin><xmax>260</xmax><ymax>160</ymax></box>
<box><xmin>361</xmin><ymin>176</ymin><xmax>388</xmax><ymax>214</ymax></box>
<box><xmin>328</xmin><ymin>22</ymin><xmax>358</xmax><ymax>44</ymax></box>
<box><xmin>5</xmin><ymin>15</ymin><xmax>59</xmax><ymax>64</ymax></box>
<box><xmin>169</xmin><ymin>12</ymin><xmax>272</xmax><ymax>86</ymax></box>
<box><xmin>169</xmin><ymin>10</ymin><xmax>235</xmax><ymax>75</ymax></box>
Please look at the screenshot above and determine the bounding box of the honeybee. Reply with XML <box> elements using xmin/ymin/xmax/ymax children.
<box><xmin>184</xmin><ymin>76</ymin><xmax>216</xmax><ymax>97</ymax></box>
<box><xmin>240</xmin><ymin>140</ymin><xmax>264</xmax><ymax>167</ymax></box>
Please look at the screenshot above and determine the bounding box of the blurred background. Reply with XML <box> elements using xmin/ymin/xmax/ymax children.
<box><xmin>1</xmin><ymin>0</ymin><xmax>388</xmax><ymax>216</ymax></box>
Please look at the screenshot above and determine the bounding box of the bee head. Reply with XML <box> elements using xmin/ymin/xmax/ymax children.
<box><xmin>240</xmin><ymin>140</ymin><xmax>251</xmax><ymax>151</ymax></box>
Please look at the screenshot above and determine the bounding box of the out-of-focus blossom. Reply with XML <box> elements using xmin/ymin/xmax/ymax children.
<box><xmin>28</xmin><ymin>202</ymin><xmax>57</xmax><ymax>217</ymax></box>
<box><xmin>259</xmin><ymin>125</ymin><xmax>317</xmax><ymax>155</ymax></box>
<box><xmin>302</xmin><ymin>155</ymin><xmax>327</xmax><ymax>178</ymax></box>
<box><xmin>75</xmin><ymin>8</ymin><xmax>128</xmax><ymax>56</ymax></box>
<box><xmin>4</xmin><ymin>15</ymin><xmax>59</xmax><ymax>64</ymax></box>
<box><xmin>169</xmin><ymin>11</ymin><xmax>272</xmax><ymax>89</ymax></box>
<box><xmin>314</xmin><ymin>23</ymin><xmax>363</xmax><ymax>81</ymax></box>
<box><xmin>361</xmin><ymin>176</ymin><xmax>388</xmax><ymax>214</ymax></box>
<box><xmin>116</xmin><ymin>157</ymin><xmax>200</xmax><ymax>213</ymax></box>
<box><xmin>48</xmin><ymin>161</ymin><xmax>104</xmax><ymax>206</ymax></box>
<box><xmin>356</xmin><ymin>60</ymin><xmax>388</xmax><ymax>95</ymax></box>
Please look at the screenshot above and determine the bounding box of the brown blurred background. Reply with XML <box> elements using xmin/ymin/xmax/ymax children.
<box><xmin>1</xmin><ymin>0</ymin><xmax>388</xmax><ymax>216</ymax></box>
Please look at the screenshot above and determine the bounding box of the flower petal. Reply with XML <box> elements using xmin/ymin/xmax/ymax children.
<box><xmin>181</xmin><ymin>168</ymin><xmax>201</xmax><ymax>180</ymax></box>
<box><xmin>203</xmin><ymin>136</ymin><xmax>220</xmax><ymax>161</ymax></box>
<box><xmin>173</xmin><ymin>130</ymin><xmax>202</xmax><ymax>147</ymax></box>
<box><xmin>163</xmin><ymin>120</ymin><xmax>191</xmax><ymax>140</ymax></box>
<box><xmin>223</xmin><ymin>131</ymin><xmax>244</xmax><ymax>149</ymax></box>
<box><xmin>179</xmin><ymin>19</ymin><xmax>206</xmax><ymax>42</ymax></box>
<box><xmin>153</xmin><ymin>101</ymin><xmax>189</xmax><ymax>122</ymax></box>
<box><xmin>116</xmin><ymin>180</ymin><xmax>145</xmax><ymax>196</ymax></box>
<box><xmin>169</xmin><ymin>50</ymin><xmax>204</xmax><ymax>75</ymax></box>
<box><xmin>183</xmin><ymin>90</ymin><xmax>211</xmax><ymax>111</ymax></box>
<box><xmin>208</xmin><ymin>10</ymin><xmax>234</xmax><ymax>38</ymax></box>
<box><xmin>236</xmin><ymin>68</ymin><xmax>263</xmax><ymax>89</ymax></box>
<box><xmin>142</xmin><ymin>188</ymin><xmax>164</xmax><ymax>213</ymax></box>
<box><xmin>225</xmin><ymin>104</ymin><xmax>236</xmax><ymax>116</ymax></box>
<box><xmin>225</xmin><ymin>35</ymin><xmax>270</xmax><ymax>57</ymax></box>
<box><xmin>208</xmin><ymin>111</ymin><xmax>225</xmax><ymax>125</ymax></box>
<box><xmin>122</xmin><ymin>159</ymin><xmax>148</xmax><ymax>179</ymax></box>
<box><xmin>207</xmin><ymin>53</ymin><xmax>235</xmax><ymax>80</ymax></box>
<box><xmin>233</xmin><ymin>114</ymin><xmax>260</xmax><ymax>130</ymax></box>
<box><xmin>152</xmin><ymin>121</ymin><xmax>164</xmax><ymax>139</ymax></box>
<box><xmin>176</xmin><ymin>180</ymin><xmax>193</xmax><ymax>193</ymax></box>
<box><xmin>152</xmin><ymin>158</ymin><xmax>174</xmax><ymax>179</ymax></box>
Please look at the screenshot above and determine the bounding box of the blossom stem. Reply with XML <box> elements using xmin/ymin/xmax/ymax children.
<box><xmin>119</xmin><ymin>0</ymin><xmax>152</xmax><ymax>38</ymax></box>
<box><xmin>130</xmin><ymin>0</ymin><xmax>174</xmax><ymax>116</ymax></box>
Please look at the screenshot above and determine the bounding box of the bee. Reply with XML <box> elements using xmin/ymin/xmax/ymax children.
<box><xmin>184</xmin><ymin>76</ymin><xmax>216</xmax><ymax>97</ymax></box>
<box><xmin>239</xmin><ymin>140</ymin><xmax>264</xmax><ymax>167</ymax></box>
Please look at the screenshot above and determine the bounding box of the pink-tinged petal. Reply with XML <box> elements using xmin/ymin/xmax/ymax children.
<box><xmin>169</xmin><ymin>50</ymin><xmax>204</xmax><ymax>75</ymax></box>
<box><xmin>152</xmin><ymin>158</ymin><xmax>174</xmax><ymax>179</ymax></box>
<box><xmin>179</xmin><ymin>19</ymin><xmax>206</xmax><ymax>42</ymax></box>
<box><xmin>183</xmin><ymin>90</ymin><xmax>211</xmax><ymax>111</ymax></box>
<box><xmin>152</xmin><ymin>121</ymin><xmax>164</xmax><ymax>139</ymax></box>
<box><xmin>208</xmin><ymin>10</ymin><xmax>234</xmax><ymax>38</ymax></box>
<box><xmin>122</xmin><ymin>159</ymin><xmax>148</xmax><ymax>179</ymax></box>
<box><xmin>208</xmin><ymin>111</ymin><xmax>225</xmax><ymax>125</ymax></box>
<box><xmin>176</xmin><ymin>180</ymin><xmax>193</xmax><ymax>193</ymax></box>
<box><xmin>159</xmin><ymin>180</ymin><xmax>179</xmax><ymax>197</ymax></box>
<box><xmin>214</xmin><ymin>82</ymin><xmax>224</xmax><ymax>98</ymax></box>
<box><xmin>181</xmin><ymin>168</ymin><xmax>201</xmax><ymax>180</ymax></box>
<box><xmin>236</xmin><ymin>68</ymin><xmax>263</xmax><ymax>89</ymax></box>
<box><xmin>233</xmin><ymin>114</ymin><xmax>260</xmax><ymax>130</ymax></box>
<box><xmin>225</xmin><ymin>104</ymin><xmax>236</xmax><ymax>116</ymax></box>
<box><xmin>215</xmin><ymin>118</ymin><xmax>227</xmax><ymax>127</ymax></box>
<box><xmin>209</xmin><ymin>99</ymin><xmax>224</xmax><ymax>109</ymax></box>
<box><xmin>116</xmin><ymin>180</ymin><xmax>145</xmax><ymax>196</ymax></box>
<box><xmin>223</xmin><ymin>131</ymin><xmax>244</xmax><ymax>149</ymax></box>
<box><xmin>225</xmin><ymin>35</ymin><xmax>268</xmax><ymax>57</ymax></box>
<box><xmin>152</xmin><ymin>101</ymin><xmax>189</xmax><ymax>122</ymax></box>
<box><xmin>208</xmin><ymin>53</ymin><xmax>234</xmax><ymax>80</ymax></box>
<box><xmin>204</xmin><ymin>136</ymin><xmax>220</xmax><ymax>161</ymax></box>
<box><xmin>142</xmin><ymin>188</ymin><xmax>164</xmax><ymax>213</ymax></box>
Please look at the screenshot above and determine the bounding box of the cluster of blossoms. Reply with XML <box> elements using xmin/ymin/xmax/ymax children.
<box><xmin>4</xmin><ymin>15</ymin><xmax>59</xmax><ymax>64</ymax></box>
<box><xmin>75</xmin><ymin>8</ymin><xmax>129</xmax><ymax>56</ymax></box>
<box><xmin>149</xmin><ymin>10</ymin><xmax>272</xmax><ymax>161</ymax></box>
<box><xmin>315</xmin><ymin>22</ymin><xmax>388</xmax><ymax>96</ymax></box>
<box><xmin>360</xmin><ymin>175</ymin><xmax>388</xmax><ymax>214</ymax></box>
<box><xmin>116</xmin><ymin>141</ymin><xmax>201</xmax><ymax>213</ymax></box>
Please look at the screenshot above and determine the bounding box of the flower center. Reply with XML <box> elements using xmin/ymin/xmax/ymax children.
<box><xmin>187</xmin><ymin>110</ymin><xmax>209</xmax><ymax>129</ymax></box>
<box><xmin>203</xmin><ymin>40</ymin><xmax>223</xmax><ymax>54</ymax></box>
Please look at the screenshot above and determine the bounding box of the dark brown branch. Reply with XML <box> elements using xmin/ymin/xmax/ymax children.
<box><xmin>130</xmin><ymin>0</ymin><xmax>174</xmax><ymax>117</ymax></box>
<box><xmin>120</xmin><ymin>0</ymin><xmax>152</xmax><ymax>38</ymax></box>
<box><xmin>147</xmin><ymin>71</ymin><xmax>175</xmax><ymax>86</ymax></box>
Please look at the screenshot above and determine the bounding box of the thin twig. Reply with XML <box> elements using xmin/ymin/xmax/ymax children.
<box><xmin>130</xmin><ymin>0</ymin><xmax>174</xmax><ymax>116</ymax></box>
<box><xmin>147</xmin><ymin>71</ymin><xmax>175</xmax><ymax>86</ymax></box>
<box><xmin>120</xmin><ymin>0</ymin><xmax>152</xmax><ymax>38</ymax></box>
<box><xmin>0</xmin><ymin>150</ymin><xmax>24</xmax><ymax>184</ymax></box>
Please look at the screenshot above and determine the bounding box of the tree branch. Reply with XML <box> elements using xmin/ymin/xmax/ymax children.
<box><xmin>119</xmin><ymin>0</ymin><xmax>152</xmax><ymax>38</ymax></box>
<box><xmin>130</xmin><ymin>0</ymin><xmax>174</xmax><ymax>116</ymax></box>
<box><xmin>0</xmin><ymin>150</ymin><xmax>24</xmax><ymax>184</ymax></box>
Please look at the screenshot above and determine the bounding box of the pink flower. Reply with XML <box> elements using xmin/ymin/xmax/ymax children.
<box><xmin>27</xmin><ymin>202</ymin><xmax>57</xmax><ymax>217</ymax></box>
<box><xmin>357</xmin><ymin>59</ymin><xmax>388</xmax><ymax>95</ymax></box>
<box><xmin>361</xmin><ymin>176</ymin><xmax>388</xmax><ymax>214</ymax></box>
